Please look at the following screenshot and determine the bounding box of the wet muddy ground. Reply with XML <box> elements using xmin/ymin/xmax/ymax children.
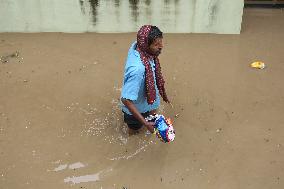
<box><xmin>0</xmin><ymin>8</ymin><xmax>284</xmax><ymax>189</ymax></box>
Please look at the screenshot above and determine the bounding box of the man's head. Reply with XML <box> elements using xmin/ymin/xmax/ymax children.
<box><xmin>137</xmin><ymin>25</ymin><xmax>163</xmax><ymax>57</ymax></box>
<box><xmin>148</xmin><ymin>26</ymin><xmax>163</xmax><ymax>56</ymax></box>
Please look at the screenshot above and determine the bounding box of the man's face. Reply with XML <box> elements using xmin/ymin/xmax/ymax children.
<box><xmin>149</xmin><ymin>37</ymin><xmax>163</xmax><ymax>56</ymax></box>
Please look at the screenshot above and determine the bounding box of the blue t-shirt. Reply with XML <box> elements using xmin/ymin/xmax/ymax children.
<box><xmin>121</xmin><ymin>42</ymin><xmax>160</xmax><ymax>115</ymax></box>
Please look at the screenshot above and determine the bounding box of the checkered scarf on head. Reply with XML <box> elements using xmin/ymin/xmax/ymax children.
<box><xmin>136</xmin><ymin>25</ymin><xmax>169</xmax><ymax>105</ymax></box>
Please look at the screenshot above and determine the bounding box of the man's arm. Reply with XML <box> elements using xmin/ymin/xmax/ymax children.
<box><xmin>121</xmin><ymin>98</ymin><xmax>155</xmax><ymax>133</ymax></box>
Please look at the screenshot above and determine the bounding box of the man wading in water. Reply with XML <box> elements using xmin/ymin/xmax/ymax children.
<box><xmin>121</xmin><ymin>25</ymin><xmax>170</xmax><ymax>135</ymax></box>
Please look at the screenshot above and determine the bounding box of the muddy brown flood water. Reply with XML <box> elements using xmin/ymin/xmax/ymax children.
<box><xmin>0</xmin><ymin>8</ymin><xmax>284</xmax><ymax>189</ymax></box>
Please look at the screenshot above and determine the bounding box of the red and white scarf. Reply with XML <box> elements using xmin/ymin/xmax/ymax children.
<box><xmin>136</xmin><ymin>25</ymin><xmax>169</xmax><ymax>105</ymax></box>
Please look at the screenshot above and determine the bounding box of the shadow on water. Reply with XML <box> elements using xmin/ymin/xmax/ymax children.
<box><xmin>129</xmin><ymin>0</ymin><xmax>139</xmax><ymax>23</ymax></box>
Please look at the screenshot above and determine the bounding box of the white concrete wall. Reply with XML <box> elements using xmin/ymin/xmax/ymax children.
<box><xmin>0</xmin><ymin>0</ymin><xmax>244</xmax><ymax>34</ymax></box>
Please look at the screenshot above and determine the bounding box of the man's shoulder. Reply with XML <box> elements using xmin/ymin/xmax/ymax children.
<box><xmin>124</xmin><ymin>42</ymin><xmax>144</xmax><ymax>74</ymax></box>
<box><xmin>126</xmin><ymin>55</ymin><xmax>144</xmax><ymax>73</ymax></box>
<box><xmin>125</xmin><ymin>61</ymin><xmax>145</xmax><ymax>76</ymax></box>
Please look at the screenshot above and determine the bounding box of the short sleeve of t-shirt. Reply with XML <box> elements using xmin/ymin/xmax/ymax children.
<box><xmin>121</xmin><ymin>66</ymin><xmax>144</xmax><ymax>101</ymax></box>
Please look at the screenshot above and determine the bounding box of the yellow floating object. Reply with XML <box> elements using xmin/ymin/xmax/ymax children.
<box><xmin>250</xmin><ymin>61</ymin><xmax>265</xmax><ymax>69</ymax></box>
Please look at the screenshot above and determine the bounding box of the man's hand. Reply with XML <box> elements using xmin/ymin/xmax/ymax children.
<box><xmin>121</xmin><ymin>98</ymin><xmax>156</xmax><ymax>133</ymax></box>
<box><xmin>143</xmin><ymin>120</ymin><xmax>155</xmax><ymax>133</ymax></box>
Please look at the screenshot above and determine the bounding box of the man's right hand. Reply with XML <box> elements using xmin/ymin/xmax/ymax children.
<box><xmin>121</xmin><ymin>98</ymin><xmax>156</xmax><ymax>133</ymax></box>
<box><xmin>143</xmin><ymin>121</ymin><xmax>155</xmax><ymax>133</ymax></box>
